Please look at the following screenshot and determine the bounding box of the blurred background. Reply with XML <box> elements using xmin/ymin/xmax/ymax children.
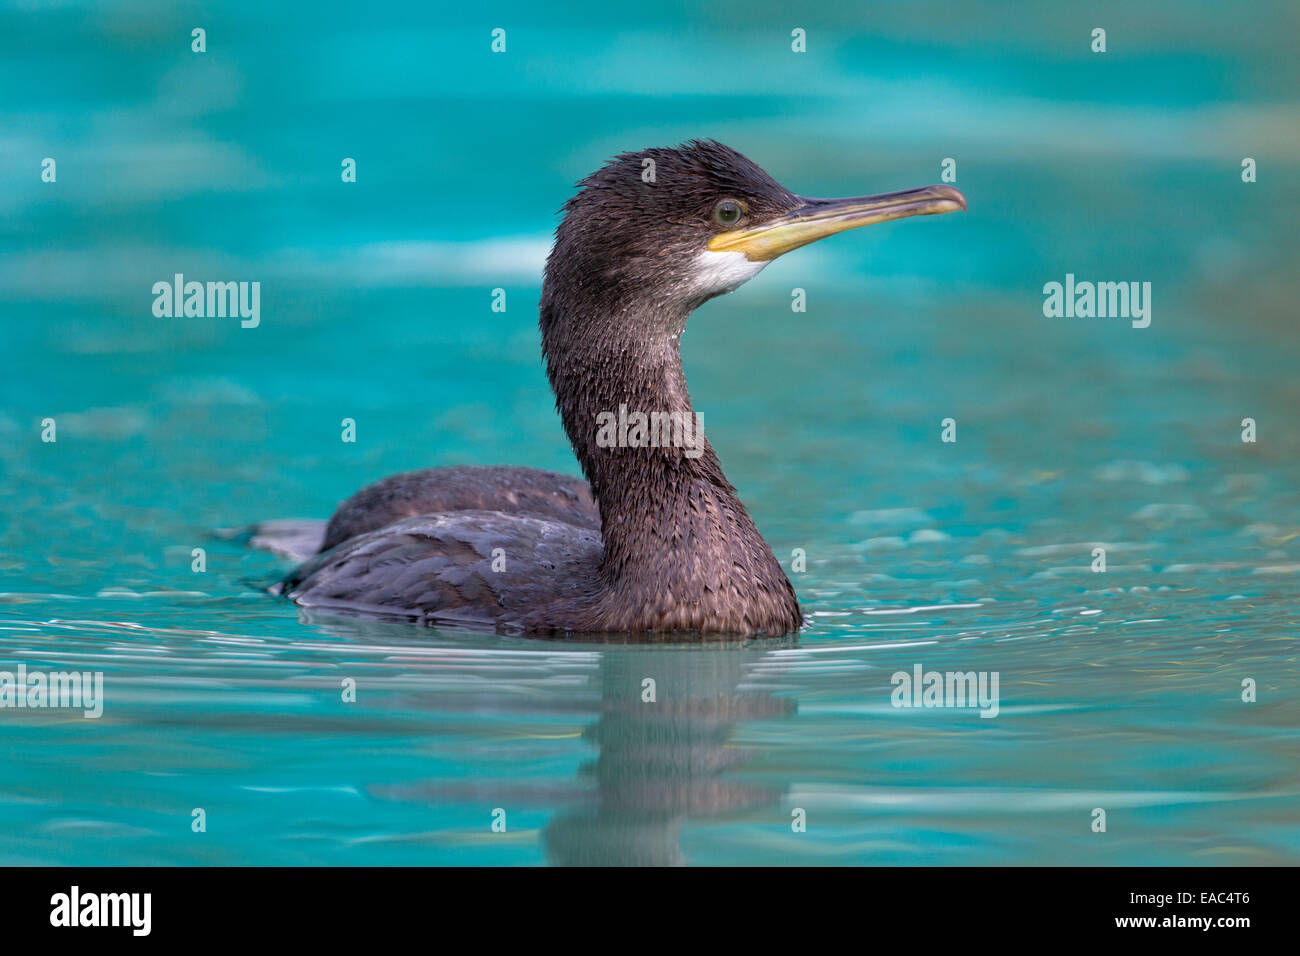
<box><xmin>1</xmin><ymin>0</ymin><xmax>1297</xmax><ymax>865</ymax></box>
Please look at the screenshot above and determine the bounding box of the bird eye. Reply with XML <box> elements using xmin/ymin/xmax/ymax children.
<box><xmin>713</xmin><ymin>199</ymin><xmax>743</xmax><ymax>227</ymax></box>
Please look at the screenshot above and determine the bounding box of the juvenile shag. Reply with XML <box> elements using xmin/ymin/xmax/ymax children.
<box><xmin>277</xmin><ymin>141</ymin><xmax>965</xmax><ymax>635</ymax></box>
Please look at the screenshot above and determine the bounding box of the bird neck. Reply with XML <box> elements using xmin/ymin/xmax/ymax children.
<box><xmin>540</xmin><ymin>297</ymin><xmax>801</xmax><ymax>633</ymax></box>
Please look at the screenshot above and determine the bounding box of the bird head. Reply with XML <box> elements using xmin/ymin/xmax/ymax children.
<box><xmin>542</xmin><ymin>139</ymin><xmax>965</xmax><ymax>332</ymax></box>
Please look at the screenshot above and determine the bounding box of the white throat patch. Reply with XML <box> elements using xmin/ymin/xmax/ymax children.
<box><xmin>691</xmin><ymin>249</ymin><xmax>769</xmax><ymax>296</ymax></box>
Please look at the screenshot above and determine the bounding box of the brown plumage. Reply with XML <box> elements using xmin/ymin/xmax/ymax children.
<box><xmin>273</xmin><ymin>141</ymin><xmax>965</xmax><ymax>636</ymax></box>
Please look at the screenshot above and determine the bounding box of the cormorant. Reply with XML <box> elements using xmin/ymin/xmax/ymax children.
<box><xmin>273</xmin><ymin>141</ymin><xmax>965</xmax><ymax>636</ymax></box>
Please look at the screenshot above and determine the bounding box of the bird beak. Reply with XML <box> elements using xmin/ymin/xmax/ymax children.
<box><xmin>708</xmin><ymin>185</ymin><xmax>966</xmax><ymax>262</ymax></box>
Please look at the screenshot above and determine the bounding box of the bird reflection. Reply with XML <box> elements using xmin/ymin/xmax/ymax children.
<box><xmin>543</xmin><ymin>645</ymin><xmax>793</xmax><ymax>866</ymax></box>
<box><xmin>296</xmin><ymin>612</ymin><xmax>794</xmax><ymax>865</ymax></box>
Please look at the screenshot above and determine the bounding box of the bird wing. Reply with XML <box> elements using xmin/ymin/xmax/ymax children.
<box><xmin>319</xmin><ymin>465</ymin><xmax>598</xmax><ymax>552</ymax></box>
<box><xmin>283</xmin><ymin>510</ymin><xmax>603</xmax><ymax>630</ymax></box>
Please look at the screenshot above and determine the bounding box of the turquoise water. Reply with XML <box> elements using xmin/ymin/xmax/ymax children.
<box><xmin>2</xmin><ymin>1</ymin><xmax>1299</xmax><ymax>865</ymax></box>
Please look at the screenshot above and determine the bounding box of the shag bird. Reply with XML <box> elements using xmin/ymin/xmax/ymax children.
<box><xmin>274</xmin><ymin>141</ymin><xmax>965</xmax><ymax>636</ymax></box>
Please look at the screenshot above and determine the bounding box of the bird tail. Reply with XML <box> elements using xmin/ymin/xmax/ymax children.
<box><xmin>215</xmin><ymin>519</ymin><xmax>328</xmax><ymax>564</ymax></box>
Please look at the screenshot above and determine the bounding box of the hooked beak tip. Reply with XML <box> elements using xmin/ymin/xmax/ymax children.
<box><xmin>938</xmin><ymin>185</ymin><xmax>968</xmax><ymax>212</ymax></box>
